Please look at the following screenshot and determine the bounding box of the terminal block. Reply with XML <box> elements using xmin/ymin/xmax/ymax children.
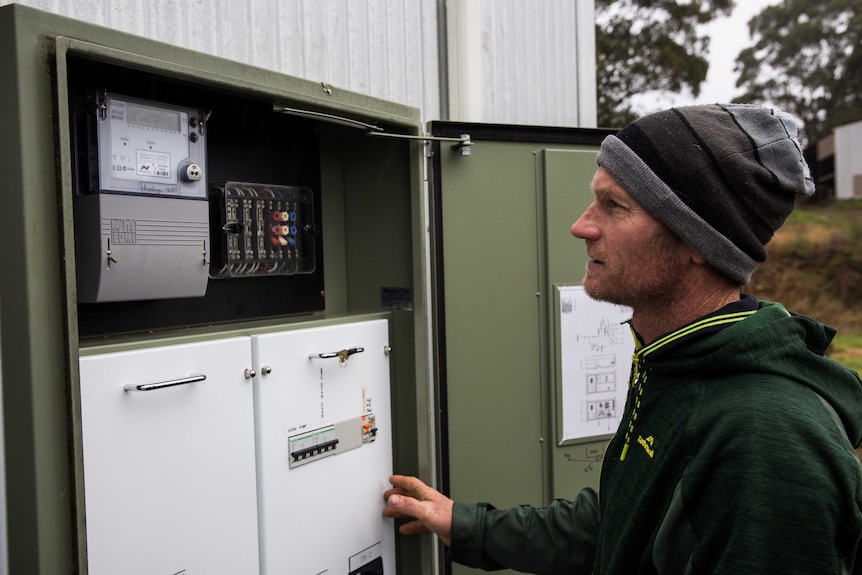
<box><xmin>209</xmin><ymin>181</ymin><xmax>317</xmax><ymax>278</ymax></box>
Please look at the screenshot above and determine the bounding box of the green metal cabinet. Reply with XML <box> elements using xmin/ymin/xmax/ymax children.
<box><xmin>429</xmin><ymin>123</ymin><xmax>613</xmax><ymax>575</ymax></box>
<box><xmin>1</xmin><ymin>5</ymin><xmax>431</xmax><ymax>574</ymax></box>
<box><xmin>0</xmin><ymin>5</ymin><xmax>612</xmax><ymax>574</ymax></box>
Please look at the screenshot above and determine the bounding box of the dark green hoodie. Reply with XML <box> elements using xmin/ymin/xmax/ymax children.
<box><xmin>450</xmin><ymin>299</ymin><xmax>862</xmax><ymax>575</ymax></box>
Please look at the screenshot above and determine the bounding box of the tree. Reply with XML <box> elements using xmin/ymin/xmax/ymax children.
<box><xmin>595</xmin><ymin>0</ymin><xmax>733</xmax><ymax>129</ymax></box>
<box><xmin>735</xmin><ymin>0</ymin><xmax>862</xmax><ymax>147</ymax></box>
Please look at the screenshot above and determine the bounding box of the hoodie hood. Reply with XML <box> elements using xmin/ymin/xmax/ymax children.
<box><xmin>643</xmin><ymin>300</ymin><xmax>862</xmax><ymax>447</ymax></box>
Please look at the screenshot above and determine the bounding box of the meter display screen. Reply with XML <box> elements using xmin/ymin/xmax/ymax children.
<box><xmin>94</xmin><ymin>93</ymin><xmax>206</xmax><ymax>199</ymax></box>
<box><xmin>126</xmin><ymin>103</ymin><xmax>181</xmax><ymax>132</ymax></box>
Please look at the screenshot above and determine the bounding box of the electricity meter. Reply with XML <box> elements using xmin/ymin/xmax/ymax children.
<box><xmin>73</xmin><ymin>92</ymin><xmax>210</xmax><ymax>302</ymax></box>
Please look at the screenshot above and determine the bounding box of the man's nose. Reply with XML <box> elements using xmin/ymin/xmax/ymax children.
<box><xmin>570</xmin><ymin>203</ymin><xmax>598</xmax><ymax>240</ymax></box>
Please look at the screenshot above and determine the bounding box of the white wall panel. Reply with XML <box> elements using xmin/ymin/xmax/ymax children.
<box><xmin>4</xmin><ymin>0</ymin><xmax>445</xmax><ymax>122</ymax></box>
<box><xmin>3</xmin><ymin>0</ymin><xmax>596</xmax><ymax>127</ymax></box>
<box><xmin>249</xmin><ymin>0</ymin><xmax>280</xmax><ymax>72</ymax></box>
<box><xmin>480</xmin><ymin>0</ymin><xmax>585</xmax><ymax>127</ymax></box>
<box><xmin>79</xmin><ymin>337</ymin><xmax>260</xmax><ymax>574</ymax></box>
<box><xmin>106</xmin><ymin>2</ymin><xmax>146</xmax><ymax>38</ymax></box>
<box><xmin>198</xmin><ymin>1</ymin><xmax>222</xmax><ymax>54</ymax></box>
<box><xmin>152</xmin><ymin>0</ymin><xmax>184</xmax><ymax>45</ymax></box>
<box><xmin>216</xmin><ymin>0</ymin><xmax>252</xmax><ymax>64</ymax></box>
<box><xmin>835</xmin><ymin>120</ymin><xmax>862</xmax><ymax>199</ymax></box>
<box><xmin>3</xmin><ymin>0</ymin><xmax>595</xmax><ymax>127</ymax></box>
<box><xmin>346</xmin><ymin>1</ymin><xmax>371</xmax><ymax>96</ymax></box>
<box><xmin>276</xmin><ymin>1</ymin><xmax>304</xmax><ymax>76</ymax></box>
<box><xmin>251</xmin><ymin>319</ymin><xmax>395</xmax><ymax>575</ymax></box>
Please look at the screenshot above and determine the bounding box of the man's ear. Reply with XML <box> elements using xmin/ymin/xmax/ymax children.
<box><xmin>690</xmin><ymin>248</ymin><xmax>708</xmax><ymax>265</ymax></box>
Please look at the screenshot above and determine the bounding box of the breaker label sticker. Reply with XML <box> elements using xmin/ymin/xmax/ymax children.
<box><xmin>139</xmin><ymin>182</ymin><xmax>181</xmax><ymax>195</ymax></box>
<box><xmin>136</xmin><ymin>150</ymin><xmax>171</xmax><ymax>178</ymax></box>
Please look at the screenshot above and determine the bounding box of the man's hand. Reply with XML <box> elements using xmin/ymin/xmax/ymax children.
<box><xmin>383</xmin><ymin>475</ymin><xmax>454</xmax><ymax>546</ymax></box>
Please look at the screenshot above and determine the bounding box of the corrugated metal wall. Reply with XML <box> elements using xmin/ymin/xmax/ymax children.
<box><xmin>1</xmin><ymin>0</ymin><xmax>595</xmax><ymax>127</ymax></box>
<box><xmin>6</xmin><ymin>0</ymin><xmax>443</xmax><ymax>121</ymax></box>
<box><xmin>468</xmin><ymin>0</ymin><xmax>595</xmax><ymax>127</ymax></box>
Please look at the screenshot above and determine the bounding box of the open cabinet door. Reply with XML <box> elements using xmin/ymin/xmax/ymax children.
<box><xmin>429</xmin><ymin>121</ymin><xmax>616</xmax><ymax>575</ymax></box>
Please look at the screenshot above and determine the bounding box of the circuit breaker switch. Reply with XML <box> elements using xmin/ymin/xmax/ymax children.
<box><xmin>287</xmin><ymin>414</ymin><xmax>378</xmax><ymax>469</ymax></box>
<box><xmin>291</xmin><ymin>439</ymin><xmax>339</xmax><ymax>463</ymax></box>
<box><xmin>362</xmin><ymin>414</ymin><xmax>378</xmax><ymax>444</ymax></box>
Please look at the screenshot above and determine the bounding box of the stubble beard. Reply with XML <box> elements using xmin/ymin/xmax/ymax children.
<box><xmin>581</xmin><ymin>235</ymin><xmax>687</xmax><ymax>309</ymax></box>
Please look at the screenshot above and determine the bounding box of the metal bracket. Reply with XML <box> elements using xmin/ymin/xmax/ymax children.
<box><xmin>272</xmin><ymin>104</ymin><xmax>382</xmax><ymax>131</ymax></box>
<box><xmin>367</xmin><ymin>132</ymin><xmax>474</xmax><ymax>156</ymax></box>
<box><xmin>270</xmin><ymin>104</ymin><xmax>473</xmax><ymax>156</ymax></box>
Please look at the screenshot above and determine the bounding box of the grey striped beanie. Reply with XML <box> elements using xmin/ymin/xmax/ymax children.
<box><xmin>597</xmin><ymin>104</ymin><xmax>815</xmax><ymax>285</ymax></box>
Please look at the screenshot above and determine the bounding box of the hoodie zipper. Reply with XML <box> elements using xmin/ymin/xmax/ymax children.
<box><xmin>618</xmin><ymin>310</ymin><xmax>757</xmax><ymax>462</ymax></box>
<box><xmin>619</xmin><ymin>350</ymin><xmax>646</xmax><ymax>461</ymax></box>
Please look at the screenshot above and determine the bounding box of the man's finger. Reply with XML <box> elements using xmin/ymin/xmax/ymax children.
<box><xmin>387</xmin><ymin>475</ymin><xmax>427</xmax><ymax>498</ymax></box>
<box><xmin>386</xmin><ymin>493</ymin><xmax>423</xmax><ymax>518</ymax></box>
<box><xmin>383</xmin><ymin>494</ymin><xmax>415</xmax><ymax>519</ymax></box>
<box><xmin>398</xmin><ymin>519</ymin><xmax>430</xmax><ymax>536</ymax></box>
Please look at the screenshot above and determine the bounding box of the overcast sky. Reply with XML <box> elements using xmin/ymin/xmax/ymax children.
<box><xmin>631</xmin><ymin>0</ymin><xmax>781</xmax><ymax>113</ymax></box>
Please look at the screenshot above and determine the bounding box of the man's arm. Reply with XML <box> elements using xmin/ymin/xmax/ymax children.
<box><xmin>384</xmin><ymin>475</ymin><xmax>598</xmax><ymax>575</ymax></box>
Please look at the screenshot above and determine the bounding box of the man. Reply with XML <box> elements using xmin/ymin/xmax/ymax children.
<box><xmin>384</xmin><ymin>104</ymin><xmax>862</xmax><ymax>574</ymax></box>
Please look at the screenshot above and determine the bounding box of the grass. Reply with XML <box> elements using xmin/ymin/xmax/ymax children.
<box><xmin>747</xmin><ymin>198</ymin><xmax>862</xmax><ymax>374</ymax></box>
<box><xmin>831</xmin><ymin>334</ymin><xmax>862</xmax><ymax>374</ymax></box>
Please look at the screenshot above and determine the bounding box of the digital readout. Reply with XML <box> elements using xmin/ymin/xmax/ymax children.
<box><xmin>125</xmin><ymin>103</ymin><xmax>182</xmax><ymax>132</ymax></box>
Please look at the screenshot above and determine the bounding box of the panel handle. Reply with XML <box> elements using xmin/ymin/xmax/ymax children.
<box><xmin>124</xmin><ymin>374</ymin><xmax>206</xmax><ymax>392</ymax></box>
<box><xmin>310</xmin><ymin>347</ymin><xmax>364</xmax><ymax>360</ymax></box>
<box><xmin>309</xmin><ymin>347</ymin><xmax>365</xmax><ymax>366</ymax></box>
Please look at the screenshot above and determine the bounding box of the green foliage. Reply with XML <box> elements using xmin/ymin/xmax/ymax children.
<box><xmin>752</xmin><ymin>201</ymin><xmax>862</xmax><ymax>328</ymax></box>
<box><xmin>595</xmin><ymin>0</ymin><xmax>733</xmax><ymax>129</ymax></box>
<box><xmin>830</xmin><ymin>334</ymin><xmax>862</xmax><ymax>374</ymax></box>
<box><xmin>734</xmin><ymin>0</ymin><xmax>862</xmax><ymax>146</ymax></box>
<box><xmin>788</xmin><ymin>199</ymin><xmax>862</xmax><ymax>224</ymax></box>
<box><xmin>782</xmin><ymin>222</ymin><xmax>862</xmax><ymax>308</ymax></box>
<box><xmin>750</xmin><ymin>201</ymin><xmax>862</xmax><ymax>373</ymax></box>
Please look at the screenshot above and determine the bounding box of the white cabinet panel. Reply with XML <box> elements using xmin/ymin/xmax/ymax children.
<box><xmin>79</xmin><ymin>337</ymin><xmax>260</xmax><ymax>575</ymax></box>
<box><xmin>252</xmin><ymin>319</ymin><xmax>395</xmax><ymax>575</ymax></box>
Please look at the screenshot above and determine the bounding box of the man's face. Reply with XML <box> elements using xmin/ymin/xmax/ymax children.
<box><xmin>570</xmin><ymin>168</ymin><xmax>689</xmax><ymax>308</ymax></box>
